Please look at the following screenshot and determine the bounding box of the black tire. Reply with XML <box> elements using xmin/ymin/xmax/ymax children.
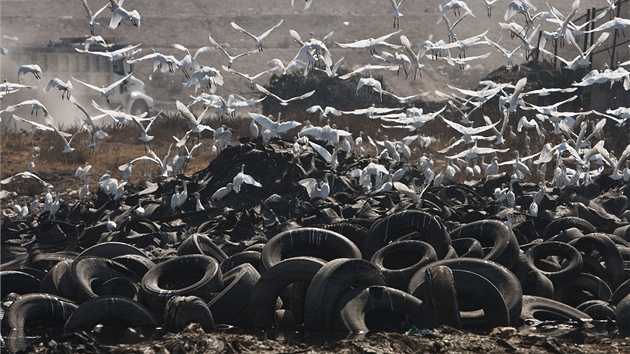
<box><xmin>130</xmin><ymin>99</ymin><xmax>150</xmax><ymax>116</ymax></box>
<box><xmin>419</xmin><ymin>265</ymin><xmax>512</xmax><ymax>329</ymax></box>
<box><xmin>1</xmin><ymin>270</ymin><xmax>41</xmax><ymax>298</ymax></box>
<box><xmin>303</xmin><ymin>258</ymin><xmax>387</xmax><ymax>331</ymax></box>
<box><xmin>261</xmin><ymin>227</ymin><xmax>361</xmax><ymax>271</ymax></box>
<box><xmin>520</xmin><ymin>295</ymin><xmax>592</xmax><ymax>323</ymax></box>
<box><xmin>612</xmin><ymin>278</ymin><xmax>630</xmax><ymax>306</ymax></box>
<box><xmin>333</xmin><ymin>285</ymin><xmax>433</xmax><ymax>333</ymax></box>
<box><xmin>408</xmin><ymin>258</ymin><xmax>522</xmax><ymax>327</ymax></box>
<box><xmin>141</xmin><ymin>254</ymin><xmax>223</xmax><ymax>315</ymax></box>
<box><xmin>424</xmin><ymin>265</ymin><xmax>460</xmax><ymax>329</ymax></box>
<box><xmin>615</xmin><ymin>293</ymin><xmax>630</xmax><ymax>328</ymax></box>
<box><xmin>220</xmin><ymin>250</ymin><xmax>262</xmax><ymax>274</ymax></box>
<box><xmin>5</xmin><ymin>293</ymin><xmax>78</xmax><ymax>353</ymax></box>
<box><xmin>543</xmin><ymin>217</ymin><xmax>596</xmax><ymax>240</ymax></box>
<box><xmin>39</xmin><ymin>260</ymin><xmax>75</xmax><ymax>298</ymax></box>
<box><xmin>370</xmin><ymin>240</ymin><xmax>437</xmax><ymax>290</ymax></box>
<box><xmin>164</xmin><ymin>295</ymin><xmax>214</xmax><ymax>333</ymax></box>
<box><xmin>64</xmin><ymin>295</ymin><xmax>157</xmax><ymax>335</ymax></box>
<box><xmin>554</xmin><ymin>273</ymin><xmax>613</xmax><ymax>307</ymax></box>
<box><xmin>248</xmin><ymin>257</ymin><xmax>327</xmax><ymax>328</ymax></box>
<box><xmin>576</xmin><ymin>300</ymin><xmax>616</xmax><ymax>321</ymax></box>
<box><xmin>111</xmin><ymin>254</ymin><xmax>157</xmax><ymax>278</ymax></box>
<box><xmin>208</xmin><ymin>263</ymin><xmax>260</xmax><ymax>326</ymax></box>
<box><xmin>177</xmin><ymin>233</ymin><xmax>228</xmax><ymax>263</ymax></box>
<box><xmin>322</xmin><ymin>222</ymin><xmax>371</xmax><ymax>252</ymax></box>
<box><xmin>77</xmin><ymin>241</ymin><xmax>148</xmax><ymax>260</ymax></box>
<box><xmin>449</xmin><ymin>219</ymin><xmax>520</xmax><ymax>269</ymax></box>
<box><xmin>569</xmin><ymin>233</ymin><xmax>625</xmax><ymax>290</ymax></box>
<box><xmin>451</xmin><ymin>238</ymin><xmax>484</xmax><ymax>258</ymax></box>
<box><xmin>364</xmin><ymin>210</ymin><xmax>451</xmax><ymax>260</ymax></box>
<box><xmin>525</xmin><ymin>241</ymin><xmax>583</xmax><ymax>286</ymax></box>
<box><xmin>93</xmin><ymin>276</ymin><xmax>142</xmax><ymax>302</ymax></box>
<box><xmin>70</xmin><ymin>256</ymin><xmax>140</xmax><ymax>303</ymax></box>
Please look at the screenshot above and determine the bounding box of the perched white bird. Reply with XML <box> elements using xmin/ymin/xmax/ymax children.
<box><xmin>232</xmin><ymin>164</ymin><xmax>262</xmax><ymax>193</ymax></box>
<box><xmin>230</xmin><ymin>19</ymin><xmax>284</xmax><ymax>52</ymax></box>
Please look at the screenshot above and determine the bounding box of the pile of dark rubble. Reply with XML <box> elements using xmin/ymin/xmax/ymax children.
<box><xmin>2</xmin><ymin>137</ymin><xmax>630</xmax><ymax>353</ymax></box>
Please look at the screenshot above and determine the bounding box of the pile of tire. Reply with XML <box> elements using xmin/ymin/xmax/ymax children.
<box><xmin>2</xmin><ymin>139</ymin><xmax>629</xmax><ymax>352</ymax></box>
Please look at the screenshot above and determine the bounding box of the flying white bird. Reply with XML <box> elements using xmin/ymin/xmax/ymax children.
<box><xmin>255</xmin><ymin>84</ymin><xmax>315</xmax><ymax>106</ymax></box>
<box><xmin>17</xmin><ymin>65</ymin><xmax>42</xmax><ymax>84</ymax></box>
<box><xmin>72</xmin><ymin>72</ymin><xmax>133</xmax><ymax>103</ymax></box>
<box><xmin>81</xmin><ymin>0</ymin><xmax>109</xmax><ymax>35</ymax></box>
<box><xmin>208</xmin><ymin>34</ymin><xmax>258</xmax><ymax>69</ymax></box>
<box><xmin>230</xmin><ymin>19</ymin><xmax>284</xmax><ymax>52</ymax></box>
<box><xmin>43</xmin><ymin>78</ymin><xmax>73</xmax><ymax>100</ymax></box>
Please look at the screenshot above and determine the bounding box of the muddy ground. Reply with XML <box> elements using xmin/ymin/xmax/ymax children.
<box><xmin>13</xmin><ymin>322</ymin><xmax>630</xmax><ymax>354</ymax></box>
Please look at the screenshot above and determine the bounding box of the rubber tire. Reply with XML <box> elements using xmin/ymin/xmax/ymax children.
<box><xmin>163</xmin><ymin>295</ymin><xmax>214</xmax><ymax>333</ymax></box>
<box><xmin>449</xmin><ymin>219</ymin><xmax>520</xmax><ymax>269</ymax></box>
<box><xmin>77</xmin><ymin>241</ymin><xmax>148</xmax><ymax>260</ymax></box>
<box><xmin>6</xmin><ymin>293</ymin><xmax>78</xmax><ymax>353</ymax></box>
<box><xmin>409</xmin><ymin>258</ymin><xmax>522</xmax><ymax>327</ymax></box>
<box><xmin>303</xmin><ymin>258</ymin><xmax>388</xmax><ymax>331</ymax></box>
<box><xmin>525</xmin><ymin>241</ymin><xmax>583</xmax><ymax>286</ymax></box>
<box><xmin>177</xmin><ymin>233</ymin><xmax>228</xmax><ymax>263</ymax></box>
<box><xmin>208</xmin><ymin>263</ymin><xmax>261</xmax><ymax>326</ymax></box>
<box><xmin>543</xmin><ymin>217</ymin><xmax>596</xmax><ymax>240</ymax></box>
<box><xmin>370</xmin><ymin>240</ymin><xmax>438</xmax><ymax>291</ymax></box>
<box><xmin>519</xmin><ymin>295</ymin><xmax>592</xmax><ymax>323</ymax></box>
<box><xmin>261</xmin><ymin>227</ymin><xmax>361</xmax><ymax>271</ymax></box>
<box><xmin>248</xmin><ymin>257</ymin><xmax>327</xmax><ymax>328</ymax></box>
<box><xmin>569</xmin><ymin>233</ymin><xmax>625</xmax><ymax>290</ymax></box>
<box><xmin>1</xmin><ymin>270</ymin><xmax>41</xmax><ymax>298</ymax></box>
<box><xmin>333</xmin><ymin>285</ymin><xmax>433</xmax><ymax>333</ymax></box>
<box><xmin>364</xmin><ymin>210</ymin><xmax>451</xmax><ymax>260</ymax></box>
<box><xmin>64</xmin><ymin>295</ymin><xmax>157</xmax><ymax>333</ymax></box>
<box><xmin>70</xmin><ymin>256</ymin><xmax>140</xmax><ymax>303</ymax></box>
<box><xmin>141</xmin><ymin>254</ymin><xmax>222</xmax><ymax>315</ymax></box>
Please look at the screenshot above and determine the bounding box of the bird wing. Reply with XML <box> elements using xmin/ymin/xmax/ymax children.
<box><xmin>230</xmin><ymin>21</ymin><xmax>257</xmax><ymax>40</ymax></box>
<box><xmin>309</xmin><ymin>141</ymin><xmax>332</xmax><ymax>163</ymax></box>
<box><xmin>255</xmin><ymin>83</ymin><xmax>284</xmax><ymax>101</ymax></box>
<box><xmin>258</xmin><ymin>19</ymin><xmax>284</xmax><ymax>39</ymax></box>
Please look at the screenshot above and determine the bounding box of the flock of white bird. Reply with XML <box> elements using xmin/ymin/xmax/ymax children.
<box><xmin>1</xmin><ymin>0</ymin><xmax>630</xmax><ymax>222</ymax></box>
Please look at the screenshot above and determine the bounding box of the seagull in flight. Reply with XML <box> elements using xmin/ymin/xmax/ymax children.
<box><xmin>230</xmin><ymin>19</ymin><xmax>284</xmax><ymax>52</ymax></box>
<box><xmin>72</xmin><ymin>72</ymin><xmax>133</xmax><ymax>103</ymax></box>
<box><xmin>17</xmin><ymin>65</ymin><xmax>42</xmax><ymax>84</ymax></box>
<box><xmin>208</xmin><ymin>34</ymin><xmax>258</xmax><ymax>69</ymax></box>
<box><xmin>43</xmin><ymin>78</ymin><xmax>73</xmax><ymax>100</ymax></box>
<box><xmin>81</xmin><ymin>0</ymin><xmax>109</xmax><ymax>35</ymax></box>
<box><xmin>336</xmin><ymin>30</ymin><xmax>402</xmax><ymax>55</ymax></box>
<box><xmin>255</xmin><ymin>84</ymin><xmax>315</xmax><ymax>106</ymax></box>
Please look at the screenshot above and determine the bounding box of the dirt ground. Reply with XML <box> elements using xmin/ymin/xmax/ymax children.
<box><xmin>14</xmin><ymin>323</ymin><xmax>630</xmax><ymax>354</ymax></box>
